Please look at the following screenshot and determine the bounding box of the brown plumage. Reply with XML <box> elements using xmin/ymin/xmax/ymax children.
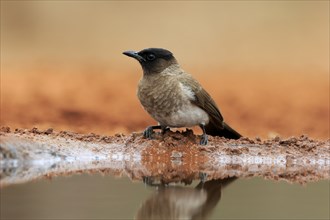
<box><xmin>123</xmin><ymin>48</ymin><xmax>241</xmax><ymax>145</ymax></box>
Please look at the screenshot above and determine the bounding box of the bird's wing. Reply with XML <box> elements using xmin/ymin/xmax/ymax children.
<box><xmin>180</xmin><ymin>74</ymin><xmax>224</xmax><ymax>128</ymax></box>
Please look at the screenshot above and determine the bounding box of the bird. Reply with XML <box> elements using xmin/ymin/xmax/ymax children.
<box><xmin>136</xmin><ymin>177</ymin><xmax>237</xmax><ymax>220</ymax></box>
<box><xmin>123</xmin><ymin>48</ymin><xmax>241</xmax><ymax>145</ymax></box>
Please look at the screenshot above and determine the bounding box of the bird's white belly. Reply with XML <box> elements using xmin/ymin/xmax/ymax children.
<box><xmin>159</xmin><ymin>104</ymin><xmax>209</xmax><ymax>127</ymax></box>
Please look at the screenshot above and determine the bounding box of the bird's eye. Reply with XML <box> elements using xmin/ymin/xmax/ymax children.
<box><xmin>146</xmin><ymin>54</ymin><xmax>156</xmax><ymax>61</ymax></box>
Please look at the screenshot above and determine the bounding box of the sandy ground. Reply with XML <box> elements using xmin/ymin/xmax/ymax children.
<box><xmin>1</xmin><ymin>70</ymin><xmax>329</xmax><ymax>139</ymax></box>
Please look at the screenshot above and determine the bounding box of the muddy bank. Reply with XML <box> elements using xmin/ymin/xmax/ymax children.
<box><xmin>0</xmin><ymin>127</ymin><xmax>329</xmax><ymax>187</ymax></box>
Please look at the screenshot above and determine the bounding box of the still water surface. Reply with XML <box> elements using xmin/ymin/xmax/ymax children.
<box><xmin>1</xmin><ymin>174</ymin><xmax>329</xmax><ymax>219</ymax></box>
<box><xmin>1</xmin><ymin>133</ymin><xmax>329</xmax><ymax>219</ymax></box>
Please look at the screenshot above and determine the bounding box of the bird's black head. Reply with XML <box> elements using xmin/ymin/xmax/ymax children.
<box><xmin>123</xmin><ymin>48</ymin><xmax>177</xmax><ymax>75</ymax></box>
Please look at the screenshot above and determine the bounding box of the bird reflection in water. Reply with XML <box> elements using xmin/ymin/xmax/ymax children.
<box><xmin>136</xmin><ymin>176</ymin><xmax>236</xmax><ymax>220</ymax></box>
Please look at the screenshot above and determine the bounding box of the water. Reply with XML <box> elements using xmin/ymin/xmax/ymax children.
<box><xmin>1</xmin><ymin>133</ymin><xmax>329</xmax><ymax>219</ymax></box>
<box><xmin>1</xmin><ymin>174</ymin><xmax>329</xmax><ymax>219</ymax></box>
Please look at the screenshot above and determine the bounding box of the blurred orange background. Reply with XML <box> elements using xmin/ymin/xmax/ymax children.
<box><xmin>1</xmin><ymin>1</ymin><xmax>329</xmax><ymax>139</ymax></box>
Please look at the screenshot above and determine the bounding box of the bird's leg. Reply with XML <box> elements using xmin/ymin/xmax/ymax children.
<box><xmin>199</xmin><ymin>172</ymin><xmax>208</xmax><ymax>184</ymax></box>
<box><xmin>143</xmin><ymin>125</ymin><xmax>171</xmax><ymax>139</ymax></box>
<box><xmin>142</xmin><ymin>176</ymin><xmax>161</xmax><ymax>187</ymax></box>
<box><xmin>161</xmin><ymin>126</ymin><xmax>170</xmax><ymax>134</ymax></box>
<box><xmin>143</xmin><ymin>125</ymin><xmax>162</xmax><ymax>139</ymax></box>
<box><xmin>199</xmin><ymin>124</ymin><xmax>208</xmax><ymax>145</ymax></box>
<box><xmin>195</xmin><ymin>172</ymin><xmax>208</xmax><ymax>189</ymax></box>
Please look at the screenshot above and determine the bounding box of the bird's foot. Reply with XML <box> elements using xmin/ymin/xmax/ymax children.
<box><xmin>199</xmin><ymin>172</ymin><xmax>208</xmax><ymax>183</ymax></box>
<box><xmin>142</xmin><ymin>176</ymin><xmax>154</xmax><ymax>186</ymax></box>
<box><xmin>143</xmin><ymin>125</ymin><xmax>169</xmax><ymax>139</ymax></box>
<box><xmin>143</xmin><ymin>126</ymin><xmax>155</xmax><ymax>139</ymax></box>
<box><xmin>199</xmin><ymin>124</ymin><xmax>208</xmax><ymax>145</ymax></box>
<box><xmin>161</xmin><ymin>126</ymin><xmax>170</xmax><ymax>134</ymax></box>
<box><xmin>200</xmin><ymin>133</ymin><xmax>208</xmax><ymax>145</ymax></box>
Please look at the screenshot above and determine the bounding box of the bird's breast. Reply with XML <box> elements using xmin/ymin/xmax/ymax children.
<box><xmin>137</xmin><ymin>75</ymin><xmax>209</xmax><ymax>127</ymax></box>
<box><xmin>137</xmin><ymin>75</ymin><xmax>182</xmax><ymax>115</ymax></box>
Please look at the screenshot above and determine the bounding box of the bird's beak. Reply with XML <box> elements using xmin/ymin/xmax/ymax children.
<box><xmin>123</xmin><ymin>50</ymin><xmax>146</xmax><ymax>62</ymax></box>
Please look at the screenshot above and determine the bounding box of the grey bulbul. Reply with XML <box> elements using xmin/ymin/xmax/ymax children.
<box><xmin>123</xmin><ymin>48</ymin><xmax>241</xmax><ymax>145</ymax></box>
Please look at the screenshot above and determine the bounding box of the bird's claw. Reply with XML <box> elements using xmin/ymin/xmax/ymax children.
<box><xmin>199</xmin><ymin>172</ymin><xmax>208</xmax><ymax>183</ymax></box>
<box><xmin>142</xmin><ymin>176</ymin><xmax>154</xmax><ymax>186</ymax></box>
<box><xmin>161</xmin><ymin>127</ymin><xmax>170</xmax><ymax>134</ymax></box>
<box><xmin>143</xmin><ymin>126</ymin><xmax>154</xmax><ymax>139</ymax></box>
<box><xmin>200</xmin><ymin>134</ymin><xmax>208</xmax><ymax>145</ymax></box>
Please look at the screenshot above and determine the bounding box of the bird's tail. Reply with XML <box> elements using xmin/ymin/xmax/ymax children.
<box><xmin>205</xmin><ymin>121</ymin><xmax>242</xmax><ymax>140</ymax></box>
